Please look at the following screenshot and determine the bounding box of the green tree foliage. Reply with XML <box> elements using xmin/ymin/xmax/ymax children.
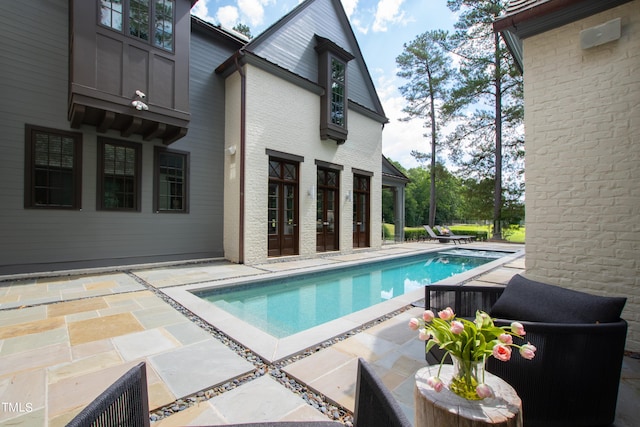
<box><xmin>441</xmin><ymin>0</ymin><xmax>524</xmax><ymax>239</ymax></box>
<box><xmin>233</xmin><ymin>23</ymin><xmax>253</xmax><ymax>39</ymax></box>
<box><xmin>402</xmin><ymin>162</ymin><xmax>463</xmax><ymax>227</ymax></box>
<box><xmin>382</xmin><ymin>158</ymin><xmax>523</xmax><ymax>229</ymax></box>
<box><xmin>396</xmin><ymin>30</ymin><xmax>455</xmax><ymax>227</ymax></box>
<box><xmin>382</xmin><ymin>187</ymin><xmax>395</xmax><ymax>224</ymax></box>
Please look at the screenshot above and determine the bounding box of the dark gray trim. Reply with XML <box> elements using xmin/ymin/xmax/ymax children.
<box><xmin>349</xmin><ymin>100</ymin><xmax>388</xmax><ymax>124</ymax></box>
<box><xmin>243</xmin><ymin>0</ymin><xmax>387</xmax><ymax>120</ymax></box>
<box><xmin>352</xmin><ymin>168</ymin><xmax>373</xmax><ymax>177</ymax></box>
<box><xmin>494</xmin><ymin>0</ymin><xmax>633</xmax><ymax>71</ymax></box>
<box><xmin>217</xmin><ymin>50</ymin><xmax>324</xmax><ymax>96</ymax></box>
<box><xmin>315</xmin><ymin>159</ymin><xmax>344</xmax><ymax>170</ymax></box>
<box><xmin>494</xmin><ymin>0</ymin><xmax>632</xmax><ymax>37</ymax></box>
<box><xmin>24</xmin><ymin>124</ymin><xmax>83</xmax><ymax>210</ymax></box>
<box><xmin>97</xmin><ymin>137</ymin><xmax>143</xmax><ymax>212</ymax></box>
<box><xmin>266</xmin><ymin>149</ymin><xmax>305</xmax><ymax>163</ymax></box>
<box><xmin>153</xmin><ymin>146</ymin><xmax>190</xmax><ymax>214</ymax></box>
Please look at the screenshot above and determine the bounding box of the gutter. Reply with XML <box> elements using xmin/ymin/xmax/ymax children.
<box><xmin>232</xmin><ymin>50</ymin><xmax>247</xmax><ymax>264</ymax></box>
<box><xmin>493</xmin><ymin>0</ymin><xmax>585</xmax><ymax>32</ymax></box>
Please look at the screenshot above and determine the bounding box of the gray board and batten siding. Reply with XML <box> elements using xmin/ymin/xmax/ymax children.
<box><xmin>0</xmin><ymin>1</ymin><xmax>239</xmax><ymax>274</ymax></box>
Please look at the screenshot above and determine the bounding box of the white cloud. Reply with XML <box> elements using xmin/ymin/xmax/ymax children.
<box><xmin>377</xmin><ymin>73</ymin><xmax>427</xmax><ymax>169</ymax></box>
<box><xmin>341</xmin><ymin>0</ymin><xmax>358</xmax><ymax>18</ymax></box>
<box><xmin>352</xmin><ymin>18</ymin><xmax>369</xmax><ymax>35</ymax></box>
<box><xmin>372</xmin><ymin>0</ymin><xmax>407</xmax><ymax>33</ymax></box>
<box><xmin>216</xmin><ymin>5</ymin><xmax>240</xmax><ymax>28</ymax></box>
<box><xmin>238</xmin><ymin>0</ymin><xmax>274</xmax><ymax>27</ymax></box>
<box><xmin>191</xmin><ymin>0</ymin><xmax>217</xmax><ymax>23</ymax></box>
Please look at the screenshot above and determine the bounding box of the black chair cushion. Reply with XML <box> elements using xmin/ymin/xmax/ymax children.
<box><xmin>490</xmin><ymin>274</ymin><xmax>626</xmax><ymax>324</ymax></box>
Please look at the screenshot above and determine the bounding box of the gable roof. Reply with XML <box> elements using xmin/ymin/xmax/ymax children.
<box><xmin>494</xmin><ymin>0</ymin><xmax>633</xmax><ymax>71</ymax></box>
<box><xmin>241</xmin><ymin>0</ymin><xmax>387</xmax><ymax>123</ymax></box>
<box><xmin>382</xmin><ymin>156</ymin><xmax>409</xmax><ymax>185</ymax></box>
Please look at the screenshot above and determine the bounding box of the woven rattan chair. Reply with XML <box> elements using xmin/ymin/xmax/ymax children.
<box><xmin>66</xmin><ymin>362</ymin><xmax>150</xmax><ymax>427</ymax></box>
<box><xmin>424</xmin><ymin>279</ymin><xmax>628</xmax><ymax>427</ymax></box>
<box><xmin>225</xmin><ymin>358</ymin><xmax>411</xmax><ymax>427</ymax></box>
<box><xmin>68</xmin><ymin>359</ymin><xmax>410</xmax><ymax>427</ymax></box>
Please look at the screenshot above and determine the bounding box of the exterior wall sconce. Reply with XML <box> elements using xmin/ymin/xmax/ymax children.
<box><xmin>131</xmin><ymin>90</ymin><xmax>148</xmax><ymax>111</ymax></box>
<box><xmin>308</xmin><ymin>185</ymin><xmax>316</xmax><ymax>199</ymax></box>
<box><xmin>346</xmin><ymin>190</ymin><xmax>352</xmax><ymax>202</ymax></box>
<box><xmin>226</xmin><ymin>145</ymin><xmax>237</xmax><ymax>156</ymax></box>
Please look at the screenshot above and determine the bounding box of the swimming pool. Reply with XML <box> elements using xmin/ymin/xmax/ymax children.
<box><xmin>195</xmin><ymin>249</ymin><xmax>508</xmax><ymax>338</ymax></box>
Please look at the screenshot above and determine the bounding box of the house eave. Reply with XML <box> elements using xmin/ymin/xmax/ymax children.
<box><xmin>493</xmin><ymin>0</ymin><xmax>633</xmax><ymax>72</ymax></box>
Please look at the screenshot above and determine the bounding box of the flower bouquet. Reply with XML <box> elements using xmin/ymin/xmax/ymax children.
<box><xmin>409</xmin><ymin>307</ymin><xmax>536</xmax><ymax>400</ymax></box>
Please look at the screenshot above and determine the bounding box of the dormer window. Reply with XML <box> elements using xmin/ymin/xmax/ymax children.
<box><xmin>99</xmin><ymin>0</ymin><xmax>175</xmax><ymax>51</ymax></box>
<box><xmin>315</xmin><ymin>35</ymin><xmax>354</xmax><ymax>144</ymax></box>
<box><xmin>330</xmin><ymin>58</ymin><xmax>346</xmax><ymax>128</ymax></box>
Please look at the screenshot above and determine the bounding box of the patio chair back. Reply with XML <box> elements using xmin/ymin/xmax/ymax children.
<box><xmin>353</xmin><ymin>358</ymin><xmax>412</xmax><ymax>427</ymax></box>
<box><xmin>66</xmin><ymin>362</ymin><xmax>150</xmax><ymax>427</ymax></box>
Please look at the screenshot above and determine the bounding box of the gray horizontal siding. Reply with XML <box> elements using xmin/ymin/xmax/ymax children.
<box><xmin>0</xmin><ymin>1</ymin><xmax>233</xmax><ymax>274</ymax></box>
<box><xmin>250</xmin><ymin>0</ymin><xmax>379</xmax><ymax>112</ymax></box>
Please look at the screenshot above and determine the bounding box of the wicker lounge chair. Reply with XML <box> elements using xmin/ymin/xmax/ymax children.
<box><xmin>424</xmin><ymin>275</ymin><xmax>628</xmax><ymax>427</ymax></box>
<box><xmin>67</xmin><ymin>359</ymin><xmax>410</xmax><ymax>427</ymax></box>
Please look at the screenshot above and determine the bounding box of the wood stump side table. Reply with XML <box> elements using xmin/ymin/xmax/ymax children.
<box><xmin>414</xmin><ymin>365</ymin><xmax>523</xmax><ymax>427</ymax></box>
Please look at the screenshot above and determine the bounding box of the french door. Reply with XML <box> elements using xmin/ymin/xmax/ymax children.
<box><xmin>316</xmin><ymin>168</ymin><xmax>339</xmax><ymax>252</ymax></box>
<box><xmin>268</xmin><ymin>159</ymin><xmax>299</xmax><ymax>257</ymax></box>
<box><xmin>353</xmin><ymin>174</ymin><xmax>370</xmax><ymax>248</ymax></box>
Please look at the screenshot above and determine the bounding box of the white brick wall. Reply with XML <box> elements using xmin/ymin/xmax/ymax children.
<box><xmin>224</xmin><ymin>64</ymin><xmax>382</xmax><ymax>265</ymax></box>
<box><xmin>523</xmin><ymin>1</ymin><xmax>640</xmax><ymax>352</ymax></box>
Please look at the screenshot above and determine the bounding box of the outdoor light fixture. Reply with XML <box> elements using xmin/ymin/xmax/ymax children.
<box><xmin>131</xmin><ymin>90</ymin><xmax>148</xmax><ymax>111</ymax></box>
<box><xmin>308</xmin><ymin>185</ymin><xmax>316</xmax><ymax>199</ymax></box>
<box><xmin>346</xmin><ymin>190</ymin><xmax>353</xmax><ymax>202</ymax></box>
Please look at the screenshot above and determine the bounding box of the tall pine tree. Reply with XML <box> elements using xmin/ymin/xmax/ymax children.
<box><xmin>442</xmin><ymin>0</ymin><xmax>523</xmax><ymax>239</ymax></box>
<box><xmin>396</xmin><ymin>30</ymin><xmax>454</xmax><ymax>227</ymax></box>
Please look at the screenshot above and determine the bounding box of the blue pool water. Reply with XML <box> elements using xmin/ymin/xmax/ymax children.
<box><xmin>196</xmin><ymin>249</ymin><xmax>508</xmax><ymax>338</ymax></box>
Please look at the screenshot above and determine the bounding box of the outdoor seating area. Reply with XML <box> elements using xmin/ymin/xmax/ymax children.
<box><xmin>425</xmin><ymin>274</ymin><xmax>628</xmax><ymax>427</ymax></box>
<box><xmin>0</xmin><ymin>242</ymin><xmax>638</xmax><ymax>427</ymax></box>
<box><xmin>68</xmin><ymin>359</ymin><xmax>411</xmax><ymax>427</ymax></box>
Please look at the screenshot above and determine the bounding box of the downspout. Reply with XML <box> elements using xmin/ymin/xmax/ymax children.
<box><xmin>234</xmin><ymin>49</ymin><xmax>246</xmax><ymax>264</ymax></box>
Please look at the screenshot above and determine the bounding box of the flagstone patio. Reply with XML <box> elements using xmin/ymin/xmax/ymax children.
<box><xmin>0</xmin><ymin>241</ymin><xmax>638</xmax><ymax>427</ymax></box>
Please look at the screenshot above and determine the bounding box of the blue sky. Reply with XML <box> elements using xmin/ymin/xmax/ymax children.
<box><xmin>191</xmin><ymin>0</ymin><xmax>457</xmax><ymax>169</ymax></box>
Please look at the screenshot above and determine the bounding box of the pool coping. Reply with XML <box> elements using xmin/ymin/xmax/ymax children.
<box><xmin>162</xmin><ymin>246</ymin><xmax>524</xmax><ymax>363</ymax></box>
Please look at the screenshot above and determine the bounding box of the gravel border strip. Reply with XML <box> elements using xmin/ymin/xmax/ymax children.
<box><xmin>127</xmin><ymin>271</ymin><xmax>415</xmax><ymax>425</ymax></box>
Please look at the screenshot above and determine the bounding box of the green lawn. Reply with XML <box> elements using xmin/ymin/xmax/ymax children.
<box><xmin>384</xmin><ymin>224</ymin><xmax>525</xmax><ymax>243</ymax></box>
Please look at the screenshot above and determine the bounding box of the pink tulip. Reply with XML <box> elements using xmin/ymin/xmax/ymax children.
<box><xmin>438</xmin><ymin>307</ymin><xmax>455</xmax><ymax>321</ymax></box>
<box><xmin>476</xmin><ymin>311</ymin><xmax>492</xmax><ymax>328</ymax></box>
<box><xmin>476</xmin><ymin>383</ymin><xmax>494</xmax><ymax>399</ymax></box>
<box><xmin>418</xmin><ymin>329</ymin><xmax>431</xmax><ymax>341</ymax></box>
<box><xmin>511</xmin><ymin>321</ymin><xmax>526</xmax><ymax>336</ymax></box>
<box><xmin>427</xmin><ymin>376</ymin><xmax>444</xmax><ymax>392</ymax></box>
<box><xmin>409</xmin><ymin>318</ymin><xmax>420</xmax><ymax>330</ymax></box>
<box><xmin>499</xmin><ymin>333</ymin><xmax>513</xmax><ymax>345</ymax></box>
<box><xmin>450</xmin><ymin>320</ymin><xmax>464</xmax><ymax>334</ymax></box>
<box><xmin>423</xmin><ymin>310</ymin><xmax>435</xmax><ymax>322</ymax></box>
<box><xmin>492</xmin><ymin>343</ymin><xmax>512</xmax><ymax>362</ymax></box>
<box><xmin>520</xmin><ymin>343</ymin><xmax>537</xmax><ymax>360</ymax></box>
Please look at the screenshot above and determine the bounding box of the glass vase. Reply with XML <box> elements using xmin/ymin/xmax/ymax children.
<box><xmin>449</xmin><ymin>355</ymin><xmax>484</xmax><ymax>400</ymax></box>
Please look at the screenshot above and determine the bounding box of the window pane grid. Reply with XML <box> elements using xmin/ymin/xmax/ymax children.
<box><xmin>154</xmin><ymin>0</ymin><xmax>174</xmax><ymax>50</ymax></box>
<box><xmin>331</xmin><ymin>59</ymin><xmax>346</xmax><ymax>127</ymax></box>
<box><xmin>129</xmin><ymin>0</ymin><xmax>150</xmax><ymax>41</ymax></box>
<box><xmin>158</xmin><ymin>152</ymin><xmax>186</xmax><ymax>211</ymax></box>
<box><xmin>32</xmin><ymin>131</ymin><xmax>76</xmax><ymax>207</ymax></box>
<box><xmin>101</xmin><ymin>142</ymin><xmax>139</xmax><ymax>210</ymax></box>
<box><xmin>100</xmin><ymin>0</ymin><xmax>123</xmax><ymax>30</ymax></box>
